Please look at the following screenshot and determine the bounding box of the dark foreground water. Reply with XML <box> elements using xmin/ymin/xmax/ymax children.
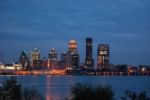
<box><xmin>0</xmin><ymin>75</ymin><xmax>150</xmax><ymax>100</ymax></box>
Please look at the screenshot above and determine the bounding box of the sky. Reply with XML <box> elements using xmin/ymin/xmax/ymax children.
<box><xmin>0</xmin><ymin>0</ymin><xmax>150</xmax><ymax>65</ymax></box>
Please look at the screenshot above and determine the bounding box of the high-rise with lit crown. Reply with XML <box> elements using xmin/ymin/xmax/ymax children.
<box><xmin>67</xmin><ymin>39</ymin><xmax>79</xmax><ymax>69</ymax></box>
<box><xmin>68</xmin><ymin>40</ymin><xmax>78</xmax><ymax>54</ymax></box>
<box><xmin>97</xmin><ymin>44</ymin><xmax>109</xmax><ymax>70</ymax></box>
<box><xmin>85</xmin><ymin>37</ymin><xmax>94</xmax><ymax>69</ymax></box>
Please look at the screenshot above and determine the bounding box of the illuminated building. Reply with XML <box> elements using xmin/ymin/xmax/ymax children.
<box><xmin>0</xmin><ymin>63</ymin><xmax>22</xmax><ymax>70</ymax></box>
<box><xmin>48</xmin><ymin>48</ymin><xmax>57</xmax><ymax>69</ymax></box>
<box><xmin>68</xmin><ymin>40</ymin><xmax>78</xmax><ymax>53</ymax></box>
<box><xmin>61</xmin><ymin>52</ymin><xmax>67</xmax><ymax>68</ymax></box>
<box><xmin>0</xmin><ymin>63</ymin><xmax>4</xmax><ymax>69</ymax></box>
<box><xmin>97</xmin><ymin>44</ymin><xmax>109</xmax><ymax>70</ymax></box>
<box><xmin>31</xmin><ymin>48</ymin><xmax>40</xmax><ymax>67</ymax></box>
<box><xmin>67</xmin><ymin>39</ymin><xmax>79</xmax><ymax>69</ymax></box>
<box><xmin>48</xmin><ymin>48</ymin><xmax>57</xmax><ymax>61</ymax></box>
<box><xmin>19</xmin><ymin>51</ymin><xmax>29</xmax><ymax>70</ymax></box>
<box><xmin>85</xmin><ymin>38</ymin><xmax>94</xmax><ymax>69</ymax></box>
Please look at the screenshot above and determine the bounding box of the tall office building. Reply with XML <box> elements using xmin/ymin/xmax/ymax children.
<box><xmin>48</xmin><ymin>48</ymin><xmax>57</xmax><ymax>69</ymax></box>
<box><xmin>19</xmin><ymin>51</ymin><xmax>29</xmax><ymax>70</ymax></box>
<box><xmin>48</xmin><ymin>48</ymin><xmax>57</xmax><ymax>61</ymax></box>
<box><xmin>85</xmin><ymin>38</ymin><xmax>94</xmax><ymax>69</ymax></box>
<box><xmin>31</xmin><ymin>48</ymin><xmax>40</xmax><ymax>67</ymax></box>
<box><xmin>97</xmin><ymin>44</ymin><xmax>109</xmax><ymax>70</ymax></box>
<box><xmin>61</xmin><ymin>52</ymin><xmax>67</xmax><ymax>68</ymax></box>
<box><xmin>67</xmin><ymin>39</ymin><xmax>79</xmax><ymax>69</ymax></box>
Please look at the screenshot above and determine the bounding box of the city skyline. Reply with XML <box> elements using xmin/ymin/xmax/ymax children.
<box><xmin>0</xmin><ymin>0</ymin><xmax>150</xmax><ymax>65</ymax></box>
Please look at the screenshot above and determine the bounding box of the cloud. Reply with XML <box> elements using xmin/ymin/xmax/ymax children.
<box><xmin>0</xmin><ymin>0</ymin><xmax>150</xmax><ymax>64</ymax></box>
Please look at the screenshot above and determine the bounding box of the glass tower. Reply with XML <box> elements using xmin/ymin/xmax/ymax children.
<box><xmin>85</xmin><ymin>38</ymin><xmax>94</xmax><ymax>69</ymax></box>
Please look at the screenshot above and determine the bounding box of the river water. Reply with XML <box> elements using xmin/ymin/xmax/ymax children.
<box><xmin>0</xmin><ymin>75</ymin><xmax>150</xmax><ymax>100</ymax></box>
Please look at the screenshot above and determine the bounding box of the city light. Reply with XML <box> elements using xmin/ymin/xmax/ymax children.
<box><xmin>0</xmin><ymin>38</ymin><xmax>150</xmax><ymax>76</ymax></box>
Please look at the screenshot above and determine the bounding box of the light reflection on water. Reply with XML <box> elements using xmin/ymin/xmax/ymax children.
<box><xmin>45</xmin><ymin>75</ymin><xmax>51</xmax><ymax>100</ymax></box>
<box><xmin>45</xmin><ymin>75</ymin><xmax>62</xmax><ymax>100</ymax></box>
<box><xmin>0</xmin><ymin>75</ymin><xmax>150</xmax><ymax>100</ymax></box>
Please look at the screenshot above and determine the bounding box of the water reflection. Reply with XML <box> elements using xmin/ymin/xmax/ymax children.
<box><xmin>45</xmin><ymin>75</ymin><xmax>51</xmax><ymax>100</ymax></box>
<box><xmin>0</xmin><ymin>76</ymin><xmax>150</xmax><ymax>100</ymax></box>
<box><xmin>45</xmin><ymin>75</ymin><xmax>62</xmax><ymax>100</ymax></box>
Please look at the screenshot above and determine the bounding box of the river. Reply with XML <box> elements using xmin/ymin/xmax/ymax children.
<box><xmin>0</xmin><ymin>75</ymin><xmax>150</xmax><ymax>100</ymax></box>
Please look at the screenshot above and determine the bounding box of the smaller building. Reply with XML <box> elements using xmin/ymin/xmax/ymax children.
<box><xmin>139</xmin><ymin>65</ymin><xmax>150</xmax><ymax>75</ymax></box>
<box><xmin>0</xmin><ymin>63</ymin><xmax>4</xmax><ymax>69</ymax></box>
<box><xmin>0</xmin><ymin>63</ymin><xmax>22</xmax><ymax>70</ymax></box>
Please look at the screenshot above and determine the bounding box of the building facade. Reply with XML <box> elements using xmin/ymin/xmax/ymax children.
<box><xmin>48</xmin><ymin>48</ymin><xmax>57</xmax><ymax>61</ymax></box>
<box><xmin>97</xmin><ymin>44</ymin><xmax>109</xmax><ymax>70</ymax></box>
<box><xmin>66</xmin><ymin>39</ymin><xmax>79</xmax><ymax>69</ymax></box>
<box><xmin>61</xmin><ymin>52</ymin><xmax>67</xmax><ymax>68</ymax></box>
<box><xmin>19</xmin><ymin>51</ymin><xmax>29</xmax><ymax>70</ymax></box>
<box><xmin>31</xmin><ymin>48</ymin><xmax>40</xmax><ymax>67</ymax></box>
<box><xmin>85</xmin><ymin>38</ymin><xmax>94</xmax><ymax>69</ymax></box>
<box><xmin>48</xmin><ymin>48</ymin><xmax>57</xmax><ymax>69</ymax></box>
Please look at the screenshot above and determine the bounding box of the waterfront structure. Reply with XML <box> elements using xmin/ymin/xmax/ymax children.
<box><xmin>85</xmin><ymin>38</ymin><xmax>94</xmax><ymax>69</ymax></box>
<box><xmin>0</xmin><ymin>63</ymin><xmax>22</xmax><ymax>70</ymax></box>
<box><xmin>19</xmin><ymin>51</ymin><xmax>29</xmax><ymax>70</ymax></box>
<box><xmin>0</xmin><ymin>63</ymin><xmax>4</xmax><ymax>69</ymax></box>
<box><xmin>97</xmin><ymin>44</ymin><xmax>110</xmax><ymax>70</ymax></box>
<box><xmin>31</xmin><ymin>48</ymin><xmax>40</xmax><ymax>67</ymax></box>
<box><xmin>66</xmin><ymin>39</ymin><xmax>79</xmax><ymax>69</ymax></box>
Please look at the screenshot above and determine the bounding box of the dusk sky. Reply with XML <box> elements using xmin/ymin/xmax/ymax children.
<box><xmin>0</xmin><ymin>0</ymin><xmax>150</xmax><ymax>65</ymax></box>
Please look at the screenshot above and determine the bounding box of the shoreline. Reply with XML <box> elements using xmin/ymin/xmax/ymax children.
<box><xmin>1</xmin><ymin>69</ymin><xmax>150</xmax><ymax>76</ymax></box>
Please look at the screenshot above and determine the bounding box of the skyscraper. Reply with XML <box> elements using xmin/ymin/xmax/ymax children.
<box><xmin>48</xmin><ymin>48</ymin><xmax>57</xmax><ymax>61</ymax></box>
<box><xmin>61</xmin><ymin>52</ymin><xmax>67</xmax><ymax>68</ymax></box>
<box><xmin>31</xmin><ymin>48</ymin><xmax>40</xmax><ymax>67</ymax></box>
<box><xmin>19</xmin><ymin>51</ymin><xmax>29</xmax><ymax>70</ymax></box>
<box><xmin>97</xmin><ymin>44</ymin><xmax>109</xmax><ymax>70</ymax></box>
<box><xmin>48</xmin><ymin>48</ymin><xmax>57</xmax><ymax>69</ymax></box>
<box><xmin>67</xmin><ymin>39</ymin><xmax>79</xmax><ymax>69</ymax></box>
<box><xmin>85</xmin><ymin>38</ymin><xmax>94</xmax><ymax>69</ymax></box>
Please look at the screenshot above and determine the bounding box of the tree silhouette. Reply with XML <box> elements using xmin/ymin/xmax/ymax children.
<box><xmin>69</xmin><ymin>83</ymin><xmax>114</xmax><ymax>100</ymax></box>
<box><xmin>0</xmin><ymin>77</ymin><xmax>44</xmax><ymax>100</ymax></box>
<box><xmin>121</xmin><ymin>90</ymin><xmax>150</xmax><ymax>100</ymax></box>
<box><xmin>2</xmin><ymin>77</ymin><xmax>22</xmax><ymax>100</ymax></box>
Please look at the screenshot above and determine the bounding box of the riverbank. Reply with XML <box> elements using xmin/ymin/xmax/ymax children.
<box><xmin>0</xmin><ymin>69</ymin><xmax>150</xmax><ymax>76</ymax></box>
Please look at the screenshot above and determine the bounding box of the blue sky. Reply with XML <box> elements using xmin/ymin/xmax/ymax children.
<box><xmin>0</xmin><ymin>0</ymin><xmax>150</xmax><ymax>65</ymax></box>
